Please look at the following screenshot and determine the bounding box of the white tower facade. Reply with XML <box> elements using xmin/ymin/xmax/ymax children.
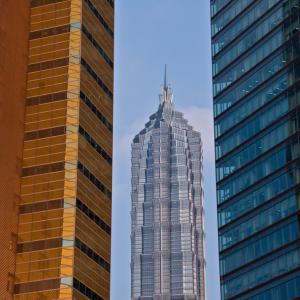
<box><xmin>131</xmin><ymin>70</ymin><xmax>205</xmax><ymax>300</ymax></box>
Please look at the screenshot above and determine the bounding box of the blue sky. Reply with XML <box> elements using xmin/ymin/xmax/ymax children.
<box><xmin>111</xmin><ymin>1</ymin><xmax>220</xmax><ymax>299</ymax></box>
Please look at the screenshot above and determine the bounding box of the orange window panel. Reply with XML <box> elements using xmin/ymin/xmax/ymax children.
<box><xmin>29</xmin><ymin>33</ymin><xmax>70</xmax><ymax>50</ymax></box>
<box><xmin>21</xmin><ymin>170</ymin><xmax>65</xmax><ymax>186</ymax></box>
<box><xmin>25</xmin><ymin>100</ymin><xmax>67</xmax><ymax>116</ymax></box>
<box><xmin>21</xmin><ymin>188</ymin><xmax>65</xmax><ymax>205</ymax></box>
<box><xmin>14</xmin><ymin>290</ymin><xmax>60</xmax><ymax>300</ymax></box>
<box><xmin>27</xmin><ymin>67</ymin><xmax>69</xmax><ymax>83</ymax></box>
<box><xmin>21</xmin><ymin>179</ymin><xmax>65</xmax><ymax>195</ymax></box>
<box><xmin>23</xmin><ymin>152</ymin><xmax>66</xmax><ymax>168</ymax></box>
<box><xmin>23</xmin><ymin>143</ymin><xmax>66</xmax><ymax>159</ymax></box>
<box><xmin>31</xmin><ymin>1</ymin><xmax>71</xmax><ymax>17</ymax></box>
<box><xmin>16</xmin><ymin>248</ymin><xmax>63</xmax><ymax>264</ymax></box>
<box><xmin>27</xmin><ymin>82</ymin><xmax>68</xmax><ymax>98</ymax></box>
<box><xmin>25</xmin><ymin>106</ymin><xmax>67</xmax><ymax>122</ymax></box>
<box><xmin>27</xmin><ymin>73</ymin><xmax>69</xmax><ymax>90</ymax></box>
<box><xmin>24</xmin><ymin>135</ymin><xmax>66</xmax><ymax>149</ymax></box>
<box><xmin>31</xmin><ymin>15</ymin><xmax>71</xmax><ymax>33</ymax></box>
<box><xmin>29</xmin><ymin>40</ymin><xmax>69</xmax><ymax>58</ymax></box>
<box><xmin>15</xmin><ymin>268</ymin><xmax>61</xmax><ymax>284</ymax></box>
<box><xmin>18</xmin><ymin>227</ymin><xmax>63</xmax><ymax>243</ymax></box>
<box><xmin>29</xmin><ymin>49</ymin><xmax>70</xmax><ymax>65</ymax></box>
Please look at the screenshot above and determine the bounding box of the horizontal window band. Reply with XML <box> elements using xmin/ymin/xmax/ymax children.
<box><xmin>75</xmin><ymin>237</ymin><xmax>110</xmax><ymax>272</ymax></box>
<box><xmin>28</xmin><ymin>58</ymin><xmax>69</xmax><ymax>72</ymax></box>
<box><xmin>76</xmin><ymin>198</ymin><xmax>111</xmax><ymax>235</ymax></box>
<box><xmin>19</xmin><ymin>199</ymin><xmax>64</xmax><ymax>214</ymax></box>
<box><xmin>77</xmin><ymin>161</ymin><xmax>111</xmax><ymax>199</ymax></box>
<box><xmin>26</xmin><ymin>92</ymin><xmax>67</xmax><ymax>106</ymax></box>
<box><xmin>79</xmin><ymin>125</ymin><xmax>112</xmax><ymax>165</ymax></box>
<box><xmin>17</xmin><ymin>238</ymin><xmax>62</xmax><ymax>253</ymax></box>
<box><xmin>81</xmin><ymin>58</ymin><xmax>113</xmax><ymax>100</ymax></box>
<box><xmin>24</xmin><ymin>126</ymin><xmax>66</xmax><ymax>141</ymax></box>
<box><xmin>14</xmin><ymin>278</ymin><xmax>60</xmax><ymax>294</ymax></box>
<box><xmin>31</xmin><ymin>0</ymin><xmax>67</xmax><ymax>8</ymax></box>
<box><xmin>30</xmin><ymin>25</ymin><xmax>70</xmax><ymax>40</ymax></box>
<box><xmin>22</xmin><ymin>162</ymin><xmax>65</xmax><ymax>177</ymax></box>
<box><xmin>73</xmin><ymin>277</ymin><xmax>104</xmax><ymax>300</ymax></box>
<box><xmin>84</xmin><ymin>0</ymin><xmax>114</xmax><ymax>38</ymax></box>
<box><xmin>82</xmin><ymin>24</ymin><xmax>113</xmax><ymax>68</ymax></box>
<box><xmin>80</xmin><ymin>90</ymin><xmax>113</xmax><ymax>132</ymax></box>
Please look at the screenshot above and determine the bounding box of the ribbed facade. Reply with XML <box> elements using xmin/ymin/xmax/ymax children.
<box><xmin>211</xmin><ymin>0</ymin><xmax>300</xmax><ymax>299</ymax></box>
<box><xmin>0</xmin><ymin>0</ymin><xmax>114</xmax><ymax>299</ymax></box>
<box><xmin>131</xmin><ymin>80</ymin><xmax>205</xmax><ymax>300</ymax></box>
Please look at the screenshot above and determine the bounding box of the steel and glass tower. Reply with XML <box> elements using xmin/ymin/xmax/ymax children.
<box><xmin>211</xmin><ymin>0</ymin><xmax>300</xmax><ymax>299</ymax></box>
<box><xmin>131</xmin><ymin>71</ymin><xmax>205</xmax><ymax>300</ymax></box>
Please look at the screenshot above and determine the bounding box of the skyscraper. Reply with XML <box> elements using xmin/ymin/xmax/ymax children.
<box><xmin>0</xmin><ymin>0</ymin><xmax>114</xmax><ymax>298</ymax></box>
<box><xmin>211</xmin><ymin>1</ymin><xmax>300</xmax><ymax>299</ymax></box>
<box><xmin>131</xmin><ymin>70</ymin><xmax>205</xmax><ymax>300</ymax></box>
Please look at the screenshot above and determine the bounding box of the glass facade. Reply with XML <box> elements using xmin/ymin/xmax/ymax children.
<box><xmin>211</xmin><ymin>0</ymin><xmax>300</xmax><ymax>299</ymax></box>
<box><xmin>131</xmin><ymin>79</ymin><xmax>205</xmax><ymax>299</ymax></box>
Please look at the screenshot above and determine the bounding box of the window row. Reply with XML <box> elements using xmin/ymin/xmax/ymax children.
<box><xmin>76</xmin><ymin>198</ymin><xmax>111</xmax><ymax>235</ymax></box>
<box><xmin>214</xmin><ymin>28</ymin><xmax>284</xmax><ymax>96</ymax></box>
<box><xmin>81</xmin><ymin>58</ymin><xmax>113</xmax><ymax>100</ymax></box>
<box><xmin>218</xmin><ymin>163</ymin><xmax>300</xmax><ymax>227</ymax></box>
<box><xmin>79</xmin><ymin>125</ymin><xmax>112</xmax><ymax>165</ymax></box>
<box><xmin>215</xmin><ymin>72</ymin><xmax>288</xmax><ymax>138</ymax></box>
<box><xmin>219</xmin><ymin>193</ymin><xmax>297</xmax><ymax>251</ymax></box>
<box><xmin>210</xmin><ymin>0</ymin><xmax>234</xmax><ymax>18</ymax></box>
<box><xmin>212</xmin><ymin>0</ymin><xmax>282</xmax><ymax>55</ymax></box>
<box><xmin>220</xmin><ymin>220</ymin><xmax>299</xmax><ymax>276</ymax></box>
<box><xmin>82</xmin><ymin>24</ymin><xmax>113</xmax><ymax>68</ymax></box>
<box><xmin>75</xmin><ymin>238</ymin><xmax>110</xmax><ymax>272</ymax></box>
<box><xmin>211</xmin><ymin>0</ymin><xmax>255</xmax><ymax>36</ymax></box>
<box><xmin>77</xmin><ymin>161</ymin><xmax>112</xmax><ymax>199</ymax></box>
<box><xmin>73</xmin><ymin>277</ymin><xmax>104</xmax><ymax>300</ymax></box>
<box><xmin>80</xmin><ymin>90</ymin><xmax>113</xmax><ymax>132</ymax></box>
<box><xmin>216</xmin><ymin>95</ymin><xmax>289</xmax><ymax>160</ymax></box>
<box><xmin>84</xmin><ymin>0</ymin><xmax>114</xmax><ymax>38</ymax></box>
<box><xmin>245</xmin><ymin>274</ymin><xmax>300</xmax><ymax>300</ymax></box>
<box><xmin>222</xmin><ymin>248</ymin><xmax>300</xmax><ymax>299</ymax></box>
<box><xmin>217</xmin><ymin>139</ymin><xmax>300</xmax><ymax>204</ymax></box>
<box><xmin>214</xmin><ymin>36</ymin><xmax>300</xmax><ymax>117</ymax></box>
<box><xmin>213</xmin><ymin>4</ymin><xmax>287</xmax><ymax>75</ymax></box>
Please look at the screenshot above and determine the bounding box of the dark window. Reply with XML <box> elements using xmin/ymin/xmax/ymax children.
<box><xmin>17</xmin><ymin>238</ymin><xmax>62</xmax><ymax>253</ymax></box>
<box><xmin>75</xmin><ymin>238</ymin><xmax>110</xmax><ymax>272</ymax></box>
<box><xmin>76</xmin><ymin>198</ymin><xmax>111</xmax><ymax>235</ymax></box>
<box><xmin>28</xmin><ymin>58</ymin><xmax>69</xmax><ymax>72</ymax></box>
<box><xmin>81</xmin><ymin>58</ymin><xmax>113</xmax><ymax>100</ymax></box>
<box><xmin>84</xmin><ymin>0</ymin><xmax>114</xmax><ymax>38</ymax></box>
<box><xmin>22</xmin><ymin>162</ymin><xmax>65</xmax><ymax>177</ymax></box>
<box><xmin>19</xmin><ymin>199</ymin><xmax>64</xmax><ymax>214</ymax></box>
<box><xmin>14</xmin><ymin>279</ymin><xmax>60</xmax><ymax>293</ymax></box>
<box><xmin>77</xmin><ymin>161</ymin><xmax>111</xmax><ymax>199</ymax></box>
<box><xmin>79</xmin><ymin>125</ymin><xmax>112</xmax><ymax>165</ymax></box>
<box><xmin>24</xmin><ymin>126</ymin><xmax>66</xmax><ymax>141</ymax></box>
<box><xmin>26</xmin><ymin>92</ymin><xmax>67</xmax><ymax>106</ymax></box>
<box><xmin>30</xmin><ymin>25</ymin><xmax>70</xmax><ymax>40</ymax></box>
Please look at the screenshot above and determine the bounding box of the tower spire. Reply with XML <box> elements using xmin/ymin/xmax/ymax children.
<box><xmin>159</xmin><ymin>64</ymin><xmax>173</xmax><ymax>105</ymax></box>
<box><xmin>164</xmin><ymin>64</ymin><xmax>167</xmax><ymax>90</ymax></box>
